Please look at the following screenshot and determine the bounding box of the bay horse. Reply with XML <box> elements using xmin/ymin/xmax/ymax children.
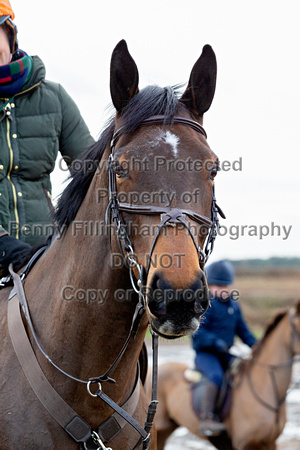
<box><xmin>0</xmin><ymin>40</ymin><xmax>223</xmax><ymax>449</ymax></box>
<box><xmin>154</xmin><ymin>300</ymin><xmax>300</xmax><ymax>450</ymax></box>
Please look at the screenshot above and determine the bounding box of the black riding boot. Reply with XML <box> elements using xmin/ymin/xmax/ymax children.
<box><xmin>192</xmin><ymin>376</ymin><xmax>226</xmax><ymax>436</ymax></box>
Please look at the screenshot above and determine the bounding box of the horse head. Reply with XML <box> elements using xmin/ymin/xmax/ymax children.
<box><xmin>108</xmin><ymin>40</ymin><xmax>221</xmax><ymax>339</ymax></box>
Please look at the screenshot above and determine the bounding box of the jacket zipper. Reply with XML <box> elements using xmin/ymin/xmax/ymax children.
<box><xmin>0</xmin><ymin>82</ymin><xmax>41</xmax><ymax>102</ymax></box>
<box><xmin>6</xmin><ymin>114</ymin><xmax>20</xmax><ymax>239</ymax></box>
<box><xmin>1</xmin><ymin>81</ymin><xmax>42</xmax><ymax>239</ymax></box>
<box><xmin>15</xmin><ymin>82</ymin><xmax>41</xmax><ymax>98</ymax></box>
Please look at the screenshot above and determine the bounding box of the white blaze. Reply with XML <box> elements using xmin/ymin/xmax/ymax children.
<box><xmin>146</xmin><ymin>130</ymin><xmax>180</xmax><ymax>157</ymax></box>
<box><xmin>164</xmin><ymin>131</ymin><xmax>180</xmax><ymax>157</ymax></box>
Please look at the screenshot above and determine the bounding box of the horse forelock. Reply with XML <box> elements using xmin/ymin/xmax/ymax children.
<box><xmin>120</xmin><ymin>85</ymin><xmax>184</xmax><ymax>133</ymax></box>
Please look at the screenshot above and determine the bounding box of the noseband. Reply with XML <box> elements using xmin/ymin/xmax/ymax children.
<box><xmin>106</xmin><ymin>114</ymin><xmax>225</xmax><ymax>273</ymax></box>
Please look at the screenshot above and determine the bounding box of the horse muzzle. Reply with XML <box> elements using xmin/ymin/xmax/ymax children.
<box><xmin>146</xmin><ymin>271</ymin><xmax>209</xmax><ymax>339</ymax></box>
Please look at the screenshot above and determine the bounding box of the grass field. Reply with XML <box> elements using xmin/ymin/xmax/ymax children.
<box><xmin>234</xmin><ymin>266</ymin><xmax>300</xmax><ymax>336</ymax></box>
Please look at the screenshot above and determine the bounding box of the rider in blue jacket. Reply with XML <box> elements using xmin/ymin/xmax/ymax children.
<box><xmin>191</xmin><ymin>260</ymin><xmax>256</xmax><ymax>436</ymax></box>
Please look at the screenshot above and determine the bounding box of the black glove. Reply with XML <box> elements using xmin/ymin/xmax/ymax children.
<box><xmin>215</xmin><ymin>338</ymin><xmax>229</xmax><ymax>354</ymax></box>
<box><xmin>0</xmin><ymin>235</ymin><xmax>31</xmax><ymax>272</ymax></box>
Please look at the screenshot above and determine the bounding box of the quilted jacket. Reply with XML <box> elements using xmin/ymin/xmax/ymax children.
<box><xmin>0</xmin><ymin>55</ymin><xmax>94</xmax><ymax>244</ymax></box>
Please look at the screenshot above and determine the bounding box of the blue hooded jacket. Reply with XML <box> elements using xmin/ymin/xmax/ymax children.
<box><xmin>192</xmin><ymin>296</ymin><xmax>256</xmax><ymax>354</ymax></box>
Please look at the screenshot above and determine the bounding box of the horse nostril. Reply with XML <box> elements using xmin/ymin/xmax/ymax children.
<box><xmin>193</xmin><ymin>276</ymin><xmax>209</xmax><ymax>315</ymax></box>
<box><xmin>156</xmin><ymin>277</ymin><xmax>162</xmax><ymax>291</ymax></box>
<box><xmin>148</xmin><ymin>273</ymin><xmax>167</xmax><ymax>316</ymax></box>
<box><xmin>194</xmin><ymin>299</ymin><xmax>206</xmax><ymax>314</ymax></box>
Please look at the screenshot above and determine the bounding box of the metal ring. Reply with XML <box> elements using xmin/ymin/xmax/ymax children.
<box><xmin>127</xmin><ymin>254</ymin><xmax>138</xmax><ymax>267</ymax></box>
<box><xmin>129</xmin><ymin>266</ymin><xmax>140</xmax><ymax>294</ymax></box>
<box><xmin>198</xmin><ymin>247</ymin><xmax>205</xmax><ymax>263</ymax></box>
<box><xmin>126</xmin><ymin>244</ymin><xmax>134</xmax><ymax>257</ymax></box>
<box><xmin>87</xmin><ymin>381</ymin><xmax>101</xmax><ymax>398</ymax></box>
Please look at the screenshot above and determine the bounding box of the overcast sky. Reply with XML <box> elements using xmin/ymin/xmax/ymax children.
<box><xmin>12</xmin><ymin>0</ymin><xmax>300</xmax><ymax>261</ymax></box>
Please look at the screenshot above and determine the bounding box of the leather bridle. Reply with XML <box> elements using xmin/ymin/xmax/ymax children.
<box><xmin>106</xmin><ymin>114</ymin><xmax>225</xmax><ymax>275</ymax></box>
<box><xmin>4</xmin><ymin>114</ymin><xmax>225</xmax><ymax>450</ymax></box>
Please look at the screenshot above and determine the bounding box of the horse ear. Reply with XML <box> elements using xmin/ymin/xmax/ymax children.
<box><xmin>181</xmin><ymin>45</ymin><xmax>217</xmax><ymax>118</ymax></box>
<box><xmin>110</xmin><ymin>40</ymin><xmax>139</xmax><ymax>112</ymax></box>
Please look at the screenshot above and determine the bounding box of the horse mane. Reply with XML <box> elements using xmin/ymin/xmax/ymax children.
<box><xmin>13</xmin><ymin>85</ymin><xmax>184</xmax><ymax>270</ymax></box>
<box><xmin>246</xmin><ymin>301</ymin><xmax>300</xmax><ymax>357</ymax></box>
<box><xmin>251</xmin><ymin>309</ymin><xmax>288</xmax><ymax>358</ymax></box>
<box><xmin>236</xmin><ymin>308</ymin><xmax>288</xmax><ymax>377</ymax></box>
<box><xmin>54</xmin><ymin>125</ymin><xmax>114</xmax><ymax>231</ymax></box>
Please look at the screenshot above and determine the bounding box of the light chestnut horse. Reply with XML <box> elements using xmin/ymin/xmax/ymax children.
<box><xmin>0</xmin><ymin>40</ymin><xmax>222</xmax><ymax>449</ymax></box>
<box><xmin>154</xmin><ymin>300</ymin><xmax>300</xmax><ymax>450</ymax></box>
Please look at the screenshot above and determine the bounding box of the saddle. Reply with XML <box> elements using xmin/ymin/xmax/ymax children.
<box><xmin>184</xmin><ymin>358</ymin><xmax>241</xmax><ymax>421</ymax></box>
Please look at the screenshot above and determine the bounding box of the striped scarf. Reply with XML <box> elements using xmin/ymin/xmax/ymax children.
<box><xmin>0</xmin><ymin>50</ymin><xmax>33</xmax><ymax>97</ymax></box>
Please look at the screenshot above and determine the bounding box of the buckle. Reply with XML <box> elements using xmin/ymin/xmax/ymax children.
<box><xmin>0</xmin><ymin>275</ymin><xmax>13</xmax><ymax>289</ymax></box>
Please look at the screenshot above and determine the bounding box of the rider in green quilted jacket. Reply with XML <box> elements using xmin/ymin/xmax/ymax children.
<box><xmin>0</xmin><ymin>1</ymin><xmax>94</xmax><ymax>274</ymax></box>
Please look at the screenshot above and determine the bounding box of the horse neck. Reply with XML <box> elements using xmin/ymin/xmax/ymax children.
<box><xmin>23</xmin><ymin>170</ymin><xmax>148</xmax><ymax>404</ymax></box>
<box><xmin>240</xmin><ymin>313</ymin><xmax>293</xmax><ymax>400</ymax></box>
<box><xmin>228</xmin><ymin>316</ymin><xmax>294</xmax><ymax>450</ymax></box>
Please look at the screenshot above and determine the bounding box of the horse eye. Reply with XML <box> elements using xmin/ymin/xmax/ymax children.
<box><xmin>113</xmin><ymin>161</ymin><xmax>126</xmax><ymax>178</ymax></box>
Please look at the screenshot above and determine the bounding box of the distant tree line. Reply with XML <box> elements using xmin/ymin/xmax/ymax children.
<box><xmin>229</xmin><ymin>257</ymin><xmax>300</xmax><ymax>268</ymax></box>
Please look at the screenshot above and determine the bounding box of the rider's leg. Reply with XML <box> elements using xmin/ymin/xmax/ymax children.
<box><xmin>192</xmin><ymin>353</ymin><xmax>226</xmax><ymax>436</ymax></box>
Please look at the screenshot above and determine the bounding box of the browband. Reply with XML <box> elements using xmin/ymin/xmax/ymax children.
<box><xmin>112</xmin><ymin>115</ymin><xmax>207</xmax><ymax>146</ymax></box>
